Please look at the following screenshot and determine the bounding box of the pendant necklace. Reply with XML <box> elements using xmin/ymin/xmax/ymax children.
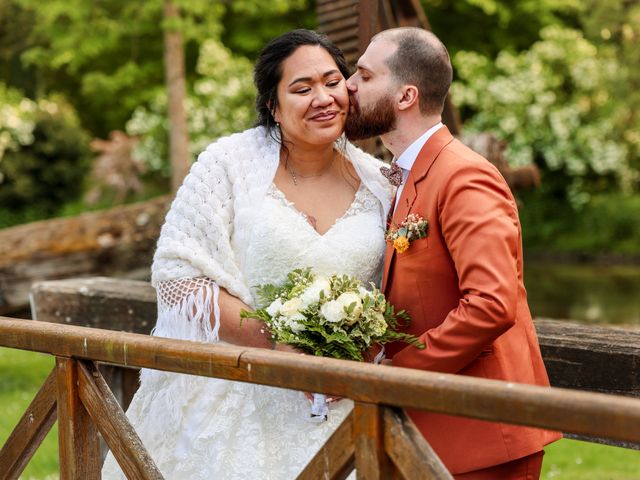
<box><xmin>285</xmin><ymin>152</ymin><xmax>335</xmax><ymax>186</ymax></box>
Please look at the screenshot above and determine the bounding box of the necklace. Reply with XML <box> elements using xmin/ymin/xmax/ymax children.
<box><xmin>285</xmin><ymin>151</ymin><xmax>335</xmax><ymax>186</ymax></box>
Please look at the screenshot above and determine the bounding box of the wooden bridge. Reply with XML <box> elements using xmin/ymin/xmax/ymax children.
<box><xmin>1</xmin><ymin>277</ymin><xmax>640</xmax><ymax>479</ymax></box>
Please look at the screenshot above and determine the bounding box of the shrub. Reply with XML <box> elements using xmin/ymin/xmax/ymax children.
<box><xmin>0</xmin><ymin>85</ymin><xmax>92</xmax><ymax>222</ymax></box>
<box><xmin>452</xmin><ymin>26</ymin><xmax>638</xmax><ymax>207</ymax></box>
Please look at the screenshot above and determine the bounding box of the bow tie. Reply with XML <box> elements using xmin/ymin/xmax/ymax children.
<box><xmin>380</xmin><ymin>161</ymin><xmax>403</xmax><ymax>187</ymax></box>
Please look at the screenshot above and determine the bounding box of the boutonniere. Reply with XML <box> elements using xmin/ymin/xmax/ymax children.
<box><xmin>385</xmin><ymin>213</ymin><xmax>429</xmax><ymax>254</ymax></box>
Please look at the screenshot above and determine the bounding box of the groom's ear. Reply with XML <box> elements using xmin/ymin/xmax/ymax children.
<box><xmin>397</xmin><ymin>85</ymin><xmax>419</xmax><ymax>111</ymax></box>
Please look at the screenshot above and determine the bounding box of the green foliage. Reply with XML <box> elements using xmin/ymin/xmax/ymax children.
<box><xmin>519</xmin><ymin>190</ymin><xmax>640</xmax><ymax>255</ymax></box>
<box><xmin>452</xmin><ymin>25</ymin><xmax>637</xmax><ymax>207</ymax></box>
<box><xmin>8</xmin><ymin>0</ymin><xmax>313</xmax><ymax>137</ymax></box>
<box><xmin>0</xmin><ymin>85</ymin><xmax>91</xmax><ymax>217</ymax></box>
<box><xmin>420</xmin><ymin>0</ymin><xmax>581</xmax><ymax>57</ymax></box>
<box><xmin>126</xmin><ymin>39</ymin><xmax>256</xmax><ymax>176</ymax></box>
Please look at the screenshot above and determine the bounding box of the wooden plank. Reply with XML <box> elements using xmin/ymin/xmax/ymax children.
<box><xmin>317</xmin><ymin>0</ymin><xmax>356</xmax><ymax>15</ymax></box>
<box><xmin>3</xmin><ymin>318</ymin><xmax>640</xmax><ymax>445</ymax></box>
<box><xmin>31</xmin><ymin>277</ymin><xmax>157</xmax><ymax>333</ymax></box>
<box><xmin>323</xmin><ymin>16</ymin><xmax>359</xmax><ymax>34</ymax></box>
<box><xmin>0</xmin><ymin>368</ymin><xmax>57</xmax><ymax>480</ymax></box>
<box><xmin>536</xmin><ymin>319</ymin><xmax>640</xmax><ymax>396</ymax></box>
<box><xmin>318</xmin><ymin>4</ymin><xmax>358</xmax><ymax>24</ymax></box>
<box><xmin>383</xmin><ymin>408</ymin><xmax>452</xmax><ymax>480</ymax></box>
<box><xmin>77</xmin><ymin>361</ymin><xmax>163</xmax><ymax>480</ymax></box>
<box><xmin>352</xmin><ymin>402</ymin><xmax>391</xmax><ymax>479</ymax></box>
<box><xmin>357</xmin><ymin>0</ymin><xmax>378</xmax><ymax>56</ymax></box>
<box><xmin>56</xmin><ymin>357</ymin><xmax>101</xmax><ymax>480</ymax></box>
<box><xmin>297</xmin><ymin>412</ymin><xmax>355</xmax><ymax>480</ymax></box>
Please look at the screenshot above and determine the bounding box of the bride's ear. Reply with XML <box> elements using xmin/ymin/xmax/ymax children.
<box><xmin>268</xmin><ymin>101</ymin><xmax>280</xmax><ymax>123</ymax></box>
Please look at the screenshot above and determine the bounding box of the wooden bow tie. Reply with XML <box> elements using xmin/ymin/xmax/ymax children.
<box><xmin>380</xmin><ymin>161</ymin><xmax>403</xmax><ymax>187</ymax></box>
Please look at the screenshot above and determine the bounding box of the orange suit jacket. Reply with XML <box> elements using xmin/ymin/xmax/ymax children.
<box><xmin>383</xmin><ymin>126</ymin><xmax>561</xmax><ymax>475</ymax></box>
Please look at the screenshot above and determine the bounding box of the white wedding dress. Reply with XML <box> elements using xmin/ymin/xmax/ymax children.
<box><xmin>101</xmin><ymin>182</ymin><xmax>386</xmax><ymax>479</ymax></box>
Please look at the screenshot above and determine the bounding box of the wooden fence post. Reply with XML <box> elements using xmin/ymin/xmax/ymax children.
<box><xmin>56</xmin><ymin>357</ymin><xmax>101</xmax><ymax>480</ymax></box>
<box><xmin>353</xmin><ymin>402</ymin><xmax>393</xmax><ymax>479</ymax></box>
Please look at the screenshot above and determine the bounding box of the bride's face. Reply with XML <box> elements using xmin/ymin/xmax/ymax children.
<box><xmin>273</xmin><ymin>45</ymin><xmax>348</xmax><ymax>149</ymax></box>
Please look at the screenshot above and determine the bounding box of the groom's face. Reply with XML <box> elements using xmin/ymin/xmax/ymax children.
<box><xmin>345</xmin><ymin>39</ymin><xmax>399</xmax><ymax>141</ymax></box>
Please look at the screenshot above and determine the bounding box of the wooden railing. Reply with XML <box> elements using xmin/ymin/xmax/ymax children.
<box><xmin>2</xmin><ymin>317</ymin><xmax>640</xmax><ymax>479</ymax></box>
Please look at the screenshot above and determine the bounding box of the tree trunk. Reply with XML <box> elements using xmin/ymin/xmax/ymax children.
<box><xmin>163</xmin><ymin>0</ymin><xmax>190</xmax><ymax>193</ymax></box>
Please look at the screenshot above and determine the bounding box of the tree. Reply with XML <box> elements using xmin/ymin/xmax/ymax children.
<box><xmin>163</xmin><ymin>0</ymin><xmax>190</xmax><ymax>192</ymax></box>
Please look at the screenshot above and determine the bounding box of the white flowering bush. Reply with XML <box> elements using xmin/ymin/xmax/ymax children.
<box><xmin>0</xmin><ymin>84</ymin><xmax>37</xmax><ymax>171</ymax></box>
<box><xmin>126</xmin><ymin>39</ymin><xmax>255</xmax><ymax>176</ymax></box>
<box><xmin>241</xmin><ymin>268</ymin><xmax>423</xmax><ymax>361</ymax></box>
<box><xmin>452</xmin><ymin>25</ymin><xmax>638</xmax><ymax>206</ymax></box>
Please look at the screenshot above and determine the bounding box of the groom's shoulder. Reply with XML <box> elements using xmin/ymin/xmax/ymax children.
<box><xmin>438</xmin><ymin>137</ymin><xmax>503</xmax><ymax>179</ymax></box>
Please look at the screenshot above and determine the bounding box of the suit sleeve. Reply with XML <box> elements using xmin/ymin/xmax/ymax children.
<box><xmin>392</xmin><ymin>161</ymin><xmax>521</xmax><ymax>373</ymax></box>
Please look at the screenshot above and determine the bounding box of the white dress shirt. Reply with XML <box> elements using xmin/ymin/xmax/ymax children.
<box><xmin>393</xmin><ymin>122</ymin><xmax>444</xmax><ymax>212</ymax></box>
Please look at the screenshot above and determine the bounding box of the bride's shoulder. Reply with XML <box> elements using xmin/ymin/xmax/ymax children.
<box><xmin>189</xmin><ymin>127</ymin><xmax>275</xmax><ymax>184</ymax></box>
<box><xmin>345</xmin><ymin>141</ymin><xmax>386</xmax><ymax>170</ymax></box>
<box><xmin>345</xmin><ymin>141</ymin><xmax>394</xmax><ymax>199</ymax></box>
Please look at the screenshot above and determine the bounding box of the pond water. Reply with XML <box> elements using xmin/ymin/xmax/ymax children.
<box><xmin>524</xmin><ymin>262</ymin><xmax>640</xmax><ymax>327</ymax></box>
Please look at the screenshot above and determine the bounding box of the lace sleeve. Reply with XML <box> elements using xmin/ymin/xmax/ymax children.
<box><xmin>153</xmin><ymin>277</ymin><xmax>221</xmax><ymax>343</ymax></box>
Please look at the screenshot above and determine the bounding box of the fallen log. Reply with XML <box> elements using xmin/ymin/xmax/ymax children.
<box><xmin>0</xmin><ymin>196</ymin><xmax>171</xmax><ymax>315</ymax></box>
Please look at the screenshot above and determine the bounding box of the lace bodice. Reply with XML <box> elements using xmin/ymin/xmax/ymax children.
<box><xmin>238</xmin><ymin>182</ymin><xmax>386</xmax><ymax>305</ymax></box>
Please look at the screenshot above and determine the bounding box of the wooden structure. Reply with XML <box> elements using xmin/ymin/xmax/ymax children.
<box><xmin>0</xmin><ymin>196</ymin><xmax>170</xmax><ymax>316</ymax></box>
<box><xmin>316</xmin><ymin>0</ymin><xmax>540</xmax><ymax>189</ymax></box>
<box><xmin>1</xmin><ymin>316</ymin><xmax>640</xmax><ymax>479</ymax></box>
<box><xmin>29</xmin><ymin>276</ymin><xmax>640</xmax><ymax>452</ymax></box>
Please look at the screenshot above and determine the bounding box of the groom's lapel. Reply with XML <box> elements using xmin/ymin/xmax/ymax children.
<box><xmin>381</xmin><ymin>126</ymin><xmax>454</xmax><ymax>293</ymax></box>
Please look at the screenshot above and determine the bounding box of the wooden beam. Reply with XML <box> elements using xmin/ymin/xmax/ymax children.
<box><xmin>3</xmin><ymin>318</ymin><xmax>640</xmax><ymax>445</ymax></box>
<box><xmin>383</xmin><ymin>408</ymin><xmax>452</xmax><ymax>480</ymax></box>
<box><xmin>353</xmin><ymin>403</ymin><xmax>392</xmax><ymax>479</ymax></box>
<box><xmin>357</xmin><ymin>0</ymin><xmax>378</xmax><ymax>56</ymax></box>
<box><xmin>56</xmin><ymin>357</ymin><xmax>101</xmax><ymax>480</ymax></box>
<box><xmin>297</xmin><ymin>412</ymin><xmax>355</xmax><ymax>480</ymax></box>
<box><xmin>0</xmin><ymin>368</ymin><xmax>57</xmax><ymax>480</ymax></box>
<box><xmin>77</xmin><ymin>361</ymin><xmax>163</xmax><ymax>479</ymax></box>
<box><xmin>31</xmin><ymin>277</ymin><xmax>157</xmax><ymax>333</ymax></box>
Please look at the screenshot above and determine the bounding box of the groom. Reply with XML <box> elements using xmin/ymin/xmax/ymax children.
<box><xmin>346</xmin><ymin>28</ymin><xmax>561</xmax><ymax>479</ymax></box>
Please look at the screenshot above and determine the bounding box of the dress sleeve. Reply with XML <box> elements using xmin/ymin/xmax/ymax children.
<box><xmin>153</xmin><ymin>277</ymin><xmax>221</xmax><ymax>342</ymax></box>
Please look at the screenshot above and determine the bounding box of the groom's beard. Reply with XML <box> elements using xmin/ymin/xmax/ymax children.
<box><xmin>345</xmin><ymin>93</ymin><xmax>397</xmax><ymax>141</ymax></box>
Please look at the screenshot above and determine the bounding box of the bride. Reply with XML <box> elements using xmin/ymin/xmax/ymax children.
<box><xmin>102</xmin><ymin>29</ymin><xmax>392</xmax><ymax>479</ymax></box>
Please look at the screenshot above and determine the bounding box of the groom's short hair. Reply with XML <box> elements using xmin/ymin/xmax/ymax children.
<box><xmin>374</xmin><ymin>28</ymin><xmax>452</xmax><ymax>116</ymax></box>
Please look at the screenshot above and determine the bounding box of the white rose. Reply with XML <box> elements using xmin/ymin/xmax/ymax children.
<box><xmin>300</xmin><ymin>277</ymin><xmax>332</xmax><ymax>307</ymax></box>
<box><xmin>336</xmin><ymin>292</ymin><xmax>363</xmax><ymax>318</ymax></box>
<box><xmin>280</xmin><ymin>297</ymin><xmax>304</xmax><ymax>317</ymax></box>
<box><xmin>266</xmin><ymin>298</ymin><xmax>283</xmax><ymax>317</ymax></box>
<box><xmin>285</xmin><ymin>313</ymin><xmax>307</xmax><ymax>333</ymax></box>
<box><xmin>320</xmin><ymin>300</ymin><xmax>347</xmax><ymax>323</ymax></box>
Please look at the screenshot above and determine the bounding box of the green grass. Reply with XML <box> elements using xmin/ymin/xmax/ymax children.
<box><xmin>1</xmin><ymin>347</ymin><xmax>639</xmax><ymax>479</ymax></box>
<box><xmin>0</xmin><ymin>347</ymin><xmax>58</xmax><ymax>479</ymax></box>
<box><xmin>542</xmin><ymin>439</ymin><xmax>640</xmax><ymax>479</ymax></box>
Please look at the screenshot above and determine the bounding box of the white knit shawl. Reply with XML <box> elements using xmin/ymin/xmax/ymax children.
<box><xmin>151</xmin><ymin>126</ymin><xmax>393</xmax><ymax>308</ymax></box>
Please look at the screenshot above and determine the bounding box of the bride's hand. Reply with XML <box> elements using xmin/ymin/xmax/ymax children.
<box><xmin>363</xmin><ymin>343</ymin><xmax>384</xmax><ymax>363</ymax></box>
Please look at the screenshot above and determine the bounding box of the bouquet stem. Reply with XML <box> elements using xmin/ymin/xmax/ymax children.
<box><xmin>308</xmin><ymin>393</ymin><xmax>329</xmax><ymax>422</ymax></box>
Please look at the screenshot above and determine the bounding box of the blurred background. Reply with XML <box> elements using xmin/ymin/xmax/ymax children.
<box><xmin>1</xmin><ymin>0</ymin><xmax>639</xmax><ymax>478</ymax></box>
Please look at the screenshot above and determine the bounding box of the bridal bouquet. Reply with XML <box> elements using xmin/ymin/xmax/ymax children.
<box><xmin>240</xmin><ymin>268</ymin><xmax>424</xmax><ymax>421</ymax></box>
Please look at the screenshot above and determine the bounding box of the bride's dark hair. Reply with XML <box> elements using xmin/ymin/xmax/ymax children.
<box><xmin>254</xmin><ymin>29</ymin><xmax>350</xmax><ymax>140</ymax></box>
